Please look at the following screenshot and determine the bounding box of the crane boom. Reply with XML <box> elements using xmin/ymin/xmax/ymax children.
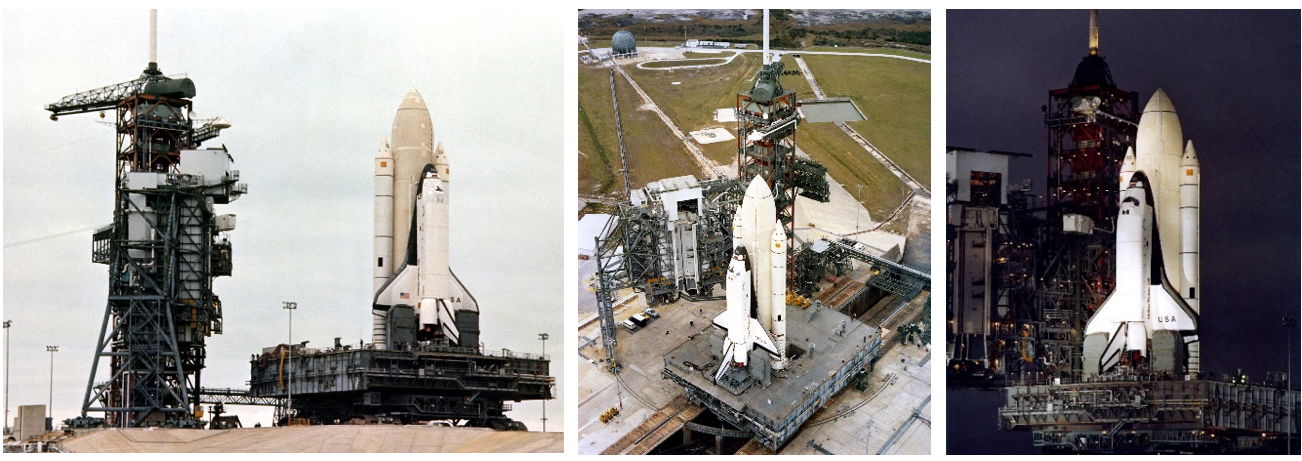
<box><xmin>45</xmin><ymin>65</ymin><xmax>167</xmax><ymax>119</ymax></box>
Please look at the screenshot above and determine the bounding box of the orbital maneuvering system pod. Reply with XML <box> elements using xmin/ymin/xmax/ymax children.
<box><xmin>1083</xmin><ymin>89</ymin><xmax>1201</xmax><ymax>376</ymax></box>
<box><xmin>372</xmin><ymin>90</ymin><xmax>478</xmax><ymax>350</ymax></box>
<box><xmin>712</xmin><ymin>177</ymin><xmax>791</xmax><ymax>379</ymax></box>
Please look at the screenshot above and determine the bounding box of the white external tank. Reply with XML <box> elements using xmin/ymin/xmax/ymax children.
<box><xmin>740</xmin><ymin>177</ymin><xmax>776</xmax><ymax>328</ymax></box>
<box><xmin>770</xmin><ymin>222</ymin><xmax>788</xmax><ymax>370</ymax></box>
<box><xmin>1134</xmin><ymin>88</ymin><xmax>1185</xmax><ymax>293</ymax></box>
<box><xmin>390</xmin><ymin>90</ymin><xmax>436</xmax><ymax>265</ymax></box>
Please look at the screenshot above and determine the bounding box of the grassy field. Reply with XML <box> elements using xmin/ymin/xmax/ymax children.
<box><xmin>804</xmin><ymin>47</ymin><xmax>931</xmax><ymax>60</ymax></box>
<box><xmin>625</xmin><ymin>53</ymin><xmax>763</xmax><ymax>165</ymax></box>
<box><xmin>796</xmin><ymin>122</ymin><xmax>907</xmax><ymax>220</ymax></box>
<box><xmin>578</xmin><ymin>64</ymin><xmax>701</xmax><ymax>197</ymax></box>
<box><xmin>579</xmin><ymin>51</ymin><xmax>926</xmax><ymax>221</ymax></box>
<box><xmin>803</xmin><ymin>54</ymin><xmax>930</xmax><ymax>183</ymax></box>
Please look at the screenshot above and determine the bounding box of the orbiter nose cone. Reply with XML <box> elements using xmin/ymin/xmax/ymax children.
<box><xmin>398</xmin><ymin>89</ymin><xmax>428</xmax><ymax>112</ymax></box>
<box><xmin>1143</xmin><ymin>88</ymin><xmax>1177</xmax><ymax>114</ymax></box>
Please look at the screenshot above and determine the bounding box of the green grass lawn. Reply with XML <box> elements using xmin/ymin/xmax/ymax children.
<box><xmin>579</xmin><ymin>51</ymin><xmax>928</xmax><ymax>222</ymax></box>
<box><xmin>804</xmin><ymin>47</ymin><xmax>931</xmax><ymax>60</ymax></box>
<box><xmin>578</xmin><ymin>64</ymin><xmax>700</xmax><ymax>197</ymax></box>
<box><xmin>796</xmin><ymin>122</ymin><xmax>907</xmax><ymax>220</ymax></box>
<box><xmin>802</xmin><ymin>54</ymin><xmax>930</xmax><ymax>183</ymax></box>
<box><xmin>625</xmin><ymin>54</ymin><xmax>763</xmax><ymax>165</ymax></box>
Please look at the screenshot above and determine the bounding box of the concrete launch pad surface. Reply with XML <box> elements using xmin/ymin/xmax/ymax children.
<box><xmin>688</xmin><ymin>127</ymin><xmax>736</xmax><ymax>144</ymax></box>
<box><xmin>61</xmin><ymin>426</ymin><xmax>562</xmax><ymax>453</ymax></box>
<box><xmin>664</xmin><ymin>304</ymin><xmax>879</xmax><ymax>421</ymax></box>
<box><xmin>791</xmin><ymin>152</ymin><xmax>907</xmax><ymax>256</ymax></box>
<box><xmin>577</xmin><ymin>297</ymin><xmax>725</xmax><ymax>454</ymax></box>
<box><xmin>781</xmin><ymin>342</ymin><xmax>932</xmax><ymax>455</ymax></box>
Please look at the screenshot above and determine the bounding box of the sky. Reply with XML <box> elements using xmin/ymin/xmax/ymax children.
<box><xmin>3</xmin><ymin>9</ymin><xmax>566</xmax><ymax>431</ymax></box>
<box><xmin>946</xmin><ymin>10</ymin><xmax>1300</xmax><ymax>454</ymax></box>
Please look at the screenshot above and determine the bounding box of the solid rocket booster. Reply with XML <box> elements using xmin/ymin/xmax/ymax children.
<box><xmin>374</xmin><ymin>138</ymin><xmax>394</xmax><ymax>292</ymax></box>
<box><xmin>373</xmin><ymin>139</ymin><xmax>395</xmax><ymax>349</ymax></box>
<box><xmin>770</xmin><ymin>222</ymin><xmax>788</xmax><ymax>370</ymax></box>
<box><xmin>1119</xmin><ymin>147</ymin><xmax>1136</xmax><ymax>189</ymax></box>
<box><xmin>1180</xmin><ymin>140</ymin><xmax>1200</xmax><ymax>372</ymax></box>
<box><xmin>1180</xmin><ymin>140</ymin><xmax>1199</xmax><ymax>313</ymax></box>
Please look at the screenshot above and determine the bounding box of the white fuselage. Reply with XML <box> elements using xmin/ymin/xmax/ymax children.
<box><xmin>714</xmin><ymin>251</ymin><xmax>778</xmax><ymax>371</ymax></box>
<box><xmin>1084</xmin><ymin>181</ymin><xmax>1199</xmax><ymax>373</ymax></box>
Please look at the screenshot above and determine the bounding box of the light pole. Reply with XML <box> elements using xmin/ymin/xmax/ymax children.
<box><xmin>46</xmin><ymin>345</ymin><xmax>58</xmax><ymax>422</ymax></box>
<box><xmin>1286</xmin><ymin>317</ymin><xmax>1297</xmax><ymax>454</ymax></box>
<box><xmin>4</xmin><ymin>320</ymin><xmax>11</xmax><ymax>434</ymax></box>
<box><xmin>283</xmin><ymin>301</ymin><xmax>297</xmax><ymax>423</ymax></box>
<box><xmin>539</xmin><ymin>332</ymin><xmax>549</xmax><ymax>432</ymax></box>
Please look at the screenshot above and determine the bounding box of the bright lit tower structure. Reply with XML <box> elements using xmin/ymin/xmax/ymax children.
<box><xmin>1034</xmin><ymin>9</ymin><xmax>1140</xmax><ymax>378</ymax></box>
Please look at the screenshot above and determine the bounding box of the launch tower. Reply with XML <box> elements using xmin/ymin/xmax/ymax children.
<box><xmin>46</xmin><ymin>11</ymin><xmax>243</xmax><ymax>427</ymax></box>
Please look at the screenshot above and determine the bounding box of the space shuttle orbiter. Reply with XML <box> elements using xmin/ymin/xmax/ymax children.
<box><xmin>1083</xmin><ymin>175</ymin><xmax>1199</xmax><ymax>375</ymax></box>
<box><xmin>712</xmin><ymin>177</ymin><xmax>791</xmax><ymax>375</ymax></box>
<box><xmin>713</xmin><ymin>249</ymin><xmax>779</xmax><ymax>376</ymax></box>
<box><xmin>371</xmin><ymin>90</ymin><xmax>479</xmax><ymax>350</ymax></box>
<box><xmin>1083</xmin><ymin>90</ymin><xmax>1201</xmax><ymax>376</ymax></box>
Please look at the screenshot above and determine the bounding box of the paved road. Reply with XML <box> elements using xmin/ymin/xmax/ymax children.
<box><xmin>634</xmin><ymin>51</ymin><xmax>743</xmax><ymax>70</ymax></box>
<box><xmin>792</xmin><ymin>55</ymin><xmax>827</xmax><ymax>99</ymax></box>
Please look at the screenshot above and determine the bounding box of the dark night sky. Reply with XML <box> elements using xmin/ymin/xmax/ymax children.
<box><xmin>946</xmin><ymin>10</ymin><xmax>1301</xmax><ymax>454</ymax></box>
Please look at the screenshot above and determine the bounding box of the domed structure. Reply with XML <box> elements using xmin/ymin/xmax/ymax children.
<box><xmin>611</xmin><ymin>29</ymin><xmax>638</xmax><ymax>58</ymax></box>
